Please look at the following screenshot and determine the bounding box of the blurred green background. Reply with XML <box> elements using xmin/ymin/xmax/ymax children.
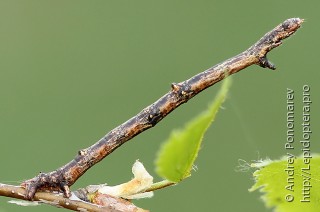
<box><xmin>0</xmin><ymin>1</ymin><xmax>319</xmax><ymax>211</ymax></box>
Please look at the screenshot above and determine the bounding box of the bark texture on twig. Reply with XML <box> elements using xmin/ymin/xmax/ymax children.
<box><xmin>0</xmin><ymin>183</ymin><xmax>147</xmax><ymax>212</ymax></box>
<box><xmin>16</xmin><ymin>18</ymin><xmax>303</xmax><ymax>202</ymax></box>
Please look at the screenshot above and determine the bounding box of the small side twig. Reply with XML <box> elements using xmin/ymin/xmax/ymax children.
<box><xmin>8</xmin><ymin>18</ymin><xmax>303</xmax><ymax>204</ymax></box>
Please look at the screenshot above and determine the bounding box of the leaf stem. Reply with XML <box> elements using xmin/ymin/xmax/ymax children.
<box><xmin>146</xmin><ymin>180</ymin><xmax>176</xmax><ymax>192</ymax></box>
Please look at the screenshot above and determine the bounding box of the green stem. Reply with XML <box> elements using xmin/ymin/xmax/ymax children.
<box><xmin>146</xmin><ymin>180</ymin><xmax>176</xmax><ymax>192</ymax></box>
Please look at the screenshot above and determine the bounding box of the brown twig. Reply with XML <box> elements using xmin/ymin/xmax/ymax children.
<box><xmin>16</xmin><ymin>18</ymin><xmax>303</xmax><ymax>202</ymax></box>
<box><xmin>0</xmin><ymin>183</ymin><xmax>147</xmax><ymax>212</ymax></box>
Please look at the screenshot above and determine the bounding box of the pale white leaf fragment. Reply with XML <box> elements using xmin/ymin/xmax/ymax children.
<box><xmin>98</xmin><ymin>160</ymin><xmax>154</xmax><ymax>199</ymax></box>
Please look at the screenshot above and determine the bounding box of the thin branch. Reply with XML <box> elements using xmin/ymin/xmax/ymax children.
<box><xmin>0</xmin><ymin>183</ymin><xmax>147</xmax><ymax>212</ymax></box>
<box><xmin>15</xmin><ymin>18</ymin><xmax>303</xmax><ymax>201</ymax></box>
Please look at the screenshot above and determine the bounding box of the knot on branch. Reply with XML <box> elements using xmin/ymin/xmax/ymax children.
<box><xmin>147</xmin><ymin>107</ymin><xmax>162</xmax><ymax>126</ymax></box>
<box><xmin>171</xmin><ymin>82</ymin><xmax>193</xmax><ymax>101</ymax></box>
<box><xmin>21</xmin><ymin>171</ymin><xmax>71</xmax><ymax>200</ymax></box>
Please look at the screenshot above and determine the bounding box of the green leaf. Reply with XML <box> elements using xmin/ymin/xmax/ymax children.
<box><xmin>155</xmin><ymin>78</ymin><xmax>231</xmax><ymax>182</ymax></box>
<box><xmin>249</xmin><ymin>155</ymin><xmax>320</xmax><ymax>212</ymax></box>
